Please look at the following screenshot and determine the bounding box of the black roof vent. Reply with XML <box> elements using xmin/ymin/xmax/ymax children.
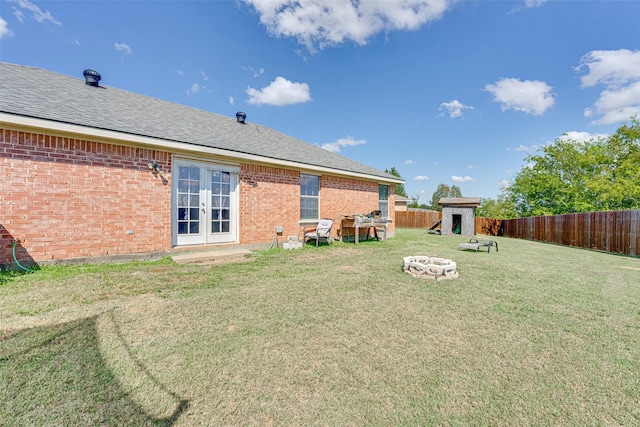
<box><xmin>83</xmin><ymin>69</ymin><xmax>101</xmax><ymax>86</ymax></box>
<box><xmin>236</xmin><ymin>112</ymin><xmax>246</xmax><ymax>124</ymax></box>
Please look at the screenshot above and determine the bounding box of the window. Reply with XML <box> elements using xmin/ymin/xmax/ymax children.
<box><xmin>300</xmin><ymin>174</ymin><xmax>319</xmax><ymax>220</ymax></box>
<box><xmin>379</xmin><ymin>184</ymin><xmax>389</xmax><ymax>218</ymax></box>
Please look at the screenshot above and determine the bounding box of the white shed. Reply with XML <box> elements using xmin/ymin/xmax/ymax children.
<box><xmin>438</xmin><ymin>197</ymin><xmax>481</xmax><ymax>236</ymax></box>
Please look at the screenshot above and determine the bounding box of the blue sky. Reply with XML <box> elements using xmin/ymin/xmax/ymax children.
<box><xmin>1</xmin><ymin>0</ymin><xmax>639</xmax><ymax>201</ymax></box>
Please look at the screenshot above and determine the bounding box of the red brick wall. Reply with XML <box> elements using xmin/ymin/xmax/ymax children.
<box><xmin>237</xmin><ymin>169</ymin><xmax>395</xmax><ymax>243</ymax></box>
<box><xmin>239</xmin><ymin>164</ymin><xmax>300</xmax><ymax>243</ymax></box>
<box><xmin>321</xmin><ymin>175</ymin><xmax>396</xmax><ymax>236</ymax></box>
<box><xmin>2</xmin><ymin>128</ymin><xmax>395</xmax><ymax>264</ymax></box>
<box><xmin>321</xmin><ymin>175</ymin><xmax>379</xmax><ymax>218</ymax></box>
<box><xmin>1</xmin><ymin>129</ymin><xmax>171</xmax><ymax>264</ymax></box>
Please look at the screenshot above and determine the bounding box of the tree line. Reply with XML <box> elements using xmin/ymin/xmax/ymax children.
<box><xmin>387</xmin><ymin>118</ymin><xmax>640</xmax><ymax>218</ymax></box>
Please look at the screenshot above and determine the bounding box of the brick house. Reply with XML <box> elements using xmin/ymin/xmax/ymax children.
<box><xmin>1</xmin><ymin>63</ymin><xmax>402</xmax><ymax>266</ymax></box>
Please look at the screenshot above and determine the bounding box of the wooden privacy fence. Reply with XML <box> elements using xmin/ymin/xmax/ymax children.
<box><xmin>501</xmin><ymin>210</ymin><xmax>639</xmax><ymax>257</ymax></box>
<box><xmin>395</xmin><ymin>210</ymin><xmax>441</xmax><ymax>229</ymax></box>
<box><xmin>395</xmin><ymin>211</ymin><xmax>499</xmax><ymax>235</ymax></box>
<box><xmin>395</xmin><ymin>210</ymin><xmax>640</xmax><ymax>257</ymax></box>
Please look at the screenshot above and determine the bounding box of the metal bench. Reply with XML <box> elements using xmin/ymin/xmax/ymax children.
<box><xmin>458</xmin><ymin>238</ymin><xmax>498</xmax><ymax>253</ymax></box>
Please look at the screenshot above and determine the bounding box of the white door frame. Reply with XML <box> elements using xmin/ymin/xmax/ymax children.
<box><xmin>171</xmin><ymin>158</ymin><xmax>239</xmax><ymax>246</ymax></box>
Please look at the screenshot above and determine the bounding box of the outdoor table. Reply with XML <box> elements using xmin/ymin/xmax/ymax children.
<box><xmin>339</xmin><ymin>217</ymin><xmax>388</xmax><ymax>244</ymax></box>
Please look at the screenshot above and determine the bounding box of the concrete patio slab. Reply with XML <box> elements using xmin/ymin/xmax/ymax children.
<box><xmin>171</xmin><ymin>248</ymin><xmax>254</xmax><ymax>264</ymax></box>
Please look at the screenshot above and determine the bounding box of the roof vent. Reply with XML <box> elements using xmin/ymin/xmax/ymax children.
<box><xmin>236</xmin><ymin>111</ymin><xmax>246</xmax><ymax>124</ymax></box>
<box><xmin>83</xmin><ymin>69</ymin><xmax>101</xmax><ymax>86</ymax></box>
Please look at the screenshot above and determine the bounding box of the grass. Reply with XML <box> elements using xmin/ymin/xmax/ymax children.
<box><xmin>1</xmin><ymin>228</ymin><xmax>639</xmax><ymax>426</ymax></box>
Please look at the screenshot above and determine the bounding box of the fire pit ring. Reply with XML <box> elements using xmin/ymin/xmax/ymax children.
<box><xmin>402</xmin><ymin>256</ymin><xmax>458</xmax><ymax>280</ymax></box>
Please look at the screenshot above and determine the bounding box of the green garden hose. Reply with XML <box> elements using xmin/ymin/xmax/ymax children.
<box><xmin>12</xmin><ymin>240</ymin><xmax>34</xmax><ymax>273</ymax></box>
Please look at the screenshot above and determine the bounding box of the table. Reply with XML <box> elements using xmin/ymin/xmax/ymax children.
<box><xmin>339</xmin><ymin>217</ymin><xmax>388</xmax><ymax>244</ymax></box>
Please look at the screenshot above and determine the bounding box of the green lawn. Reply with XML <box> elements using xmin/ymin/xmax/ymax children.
<box><xmin>1</xmin><ymin>228</ymin><xmax>639</xmax><ymax>426</ymax></box>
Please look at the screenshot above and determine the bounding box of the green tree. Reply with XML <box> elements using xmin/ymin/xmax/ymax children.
<box><xmin>384</xmin><ymin>167</ymin><xmax>408</xmax><ymax>198</ymax></box>
<box><xmin>407</xmin><ymin>193</ymin><xmax>421</xmax><ymax>209</ymax></box>
<box><xmin>428</xmin><ymin>183</ymin><xmax>462</xmax><ymax>211</ymax></box>
<box><xmin>505</xmin><ymin>118</ymin><xmax>640</xmax><ymax>216</ymax></box>
<box><xmin>477</xmin><ymin>196</ymin><xmax>517</xmax><ymax>219</ymax></box>
<box><xmin>586</xmin><ymin>119</ymin><xmax>640</xmax><ymax>210</ymax></box>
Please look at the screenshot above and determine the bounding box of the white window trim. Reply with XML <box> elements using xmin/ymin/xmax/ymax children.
<box><xmin>300</xmin><ymin>173</ymin><xmax>320</xmax><ymax>221</ymax></box>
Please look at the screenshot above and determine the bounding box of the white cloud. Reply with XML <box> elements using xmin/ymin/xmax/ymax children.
<box><xmin>243</xmin><ymin>66</ymin><xmax>265</xmax><ymax>77</ymax></box>
<box><xmin>405</xmin><ymin>159</ymin><xmax>417</xmax><ymax>165</ymax></box>
<box><xmin>586</xmin><ymin>81</ymin><xmax>640</xmax><ymax>125</ymax></box>
<box><xmin>557</xmin><ymin>131</ymin><xmax>608</xmax><ymax>144</ymax></box>
<box><xmin>451</xmin><ymin>175</ymin><xmax>474</xmax><ymax>182</ymax></box>
<box><xmin>577</xmin><ymin>49</ymin><xmax>640</xmax><ymax>88</ymax></box>
<box><xmin>577</xmin><ymin>49</ymin><xmax>640</xmax><ymax>125</ymax></box>
<box><xmin>13</xmin><ymin>8</ymin><xmax>25</xmax><ymax>24</ymax></box>
<box><xmin>414</xmin><ymin>175</ymin><xmax>429</xmax><ymax>181</ymax></box>
<box><xmin>178</xmin><ymin>70</ymin><xmax>209</xmax><ymax>95</ymax></box>
<box><xmin>188</xmin><ymin>83</ymin><xmax>201</xmax><ymax>94</ymax></box>
<box><xmin>589</xmin><ymin>106</ymin><xmax>640</xmax><ymax>125</ymax></box>
<box><xmin>513</xmin><ymin>144</ymin><xmax>535</xmax><ymax>152</ymax></box>
<box><xmin>525</xmin><ymin>0</ymin><xmax>547</xmax><ymax>7</ymax></box>
<box><xmin>114</xmin><ymin>42</ymin><xmax>132</xmax><ymax>55</ymax></box>
<box><xmin>510</xmin><ymin>0</ymin><xmax>547</xmax><ymax>14</ymax></box>
<box><xmin>8</xmin><ymin>0</ymin><xmax>61</xmax><ymax>25</ymax></box>
<box><xmin>295</xmin><ymin>49</ymin><xmax>310</xmax><ymax>62</ymax></box>
<box><xmin>485</xmin><ymin>78</ymin><xmax>555</xmax><ymax>115</ymax></box>
<box><xmin>228</xmin><ymin>96</ymin><xmax>235</xmax><ymax>105</ymax></box>
<box><xmin>245</xmin><ymin>0</ymin><xmax>455</xmax><ymax>50</ymax></box>
<box><xmin>467</xmin><ymin>164</ymin><xmax>475</xmax><ymax>169</ymax></box>
<box><xmin>246</xmin><ymin>76</ymin><xmax>312</xmax><ymax>106</ymax></box>
<box><xmin>439</xmin><ymin>99</ymin><xmax>474</xmax><ymax>118</ymax></box>
<box><xmin>321</xmin><ymin>136</ymin><xmax>366</xmax><ymax>153</ymax></box>
<box><xmin>0</xmin><ymin>17</ymin><xmax>13</xmax><ymax>39</ymax></box>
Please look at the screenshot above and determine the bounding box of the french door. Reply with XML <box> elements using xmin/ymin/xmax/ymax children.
<box><xmin>173</xmin><ymin>159</ymin><xmax>238</xmax><ymax>245</ymax></box>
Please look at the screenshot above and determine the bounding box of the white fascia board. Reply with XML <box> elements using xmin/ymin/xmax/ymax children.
<box><xmin>1</xmin><ymin>113</ymin><xmax>403</xmax><ymax>184</ymax></box>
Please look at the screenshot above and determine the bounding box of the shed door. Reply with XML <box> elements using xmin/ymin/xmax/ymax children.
<box><xmin>173</xmin><ymin>160</ymin><xmax>238</xmax><ymax>246</ymax></box>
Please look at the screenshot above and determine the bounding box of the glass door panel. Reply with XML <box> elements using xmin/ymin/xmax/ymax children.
<box><xmin>175</xmin><ymin>165</ymin><xmax>204</xmax><ymax>245</ymax></box>
<box><xmin>208</xmin><ymin>170</ymin><xmax>235</xmax><ymax>241</ymax></box>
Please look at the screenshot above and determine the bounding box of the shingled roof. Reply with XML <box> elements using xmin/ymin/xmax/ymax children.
<box><xmin>0</xmin><ymin>62</ymin><xmax>400</xmax><ymax>183</ymax></box>
<box><xmin>438</xmin><ymin>197</ymin><xmax>481</xmax><ymax>206</ymax></box>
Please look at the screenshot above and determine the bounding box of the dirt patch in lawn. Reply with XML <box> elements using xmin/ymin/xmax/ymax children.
<box><xmin>290</xmin><ymin>247</ymin><xmax>368</xmax><ymax>263</ymax></box>
<box><xmin>196</xmin><ymin>254</ymin><xmax>257</xmax><ymax>267</ymax></box>
<box><xmin>613</xmin><ymin>265</ymin><xmax>640</xmax><ymax>271</ymax></box>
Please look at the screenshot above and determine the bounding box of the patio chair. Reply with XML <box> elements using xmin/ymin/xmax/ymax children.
<box><xmin>458</xmin><ymin>238</ymin><xmax>498</xmax><ymax>253</ymax></box>
<box><xmin>303</xmin><ymin>218</ymin><xmax>334</xmax><ymax>247</ymax></box>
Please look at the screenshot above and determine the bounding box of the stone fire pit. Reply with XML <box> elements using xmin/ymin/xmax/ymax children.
<box><xmin>402</xmin><ymin>256</ymin><xmax>458</xmax><ymax>280</ymax></box>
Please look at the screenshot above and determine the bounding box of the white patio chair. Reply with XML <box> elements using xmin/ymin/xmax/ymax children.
<box><xmin>303</xmin><ymin>218</ymin><xmax>334</xmax><ymax>247</ymax></box>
